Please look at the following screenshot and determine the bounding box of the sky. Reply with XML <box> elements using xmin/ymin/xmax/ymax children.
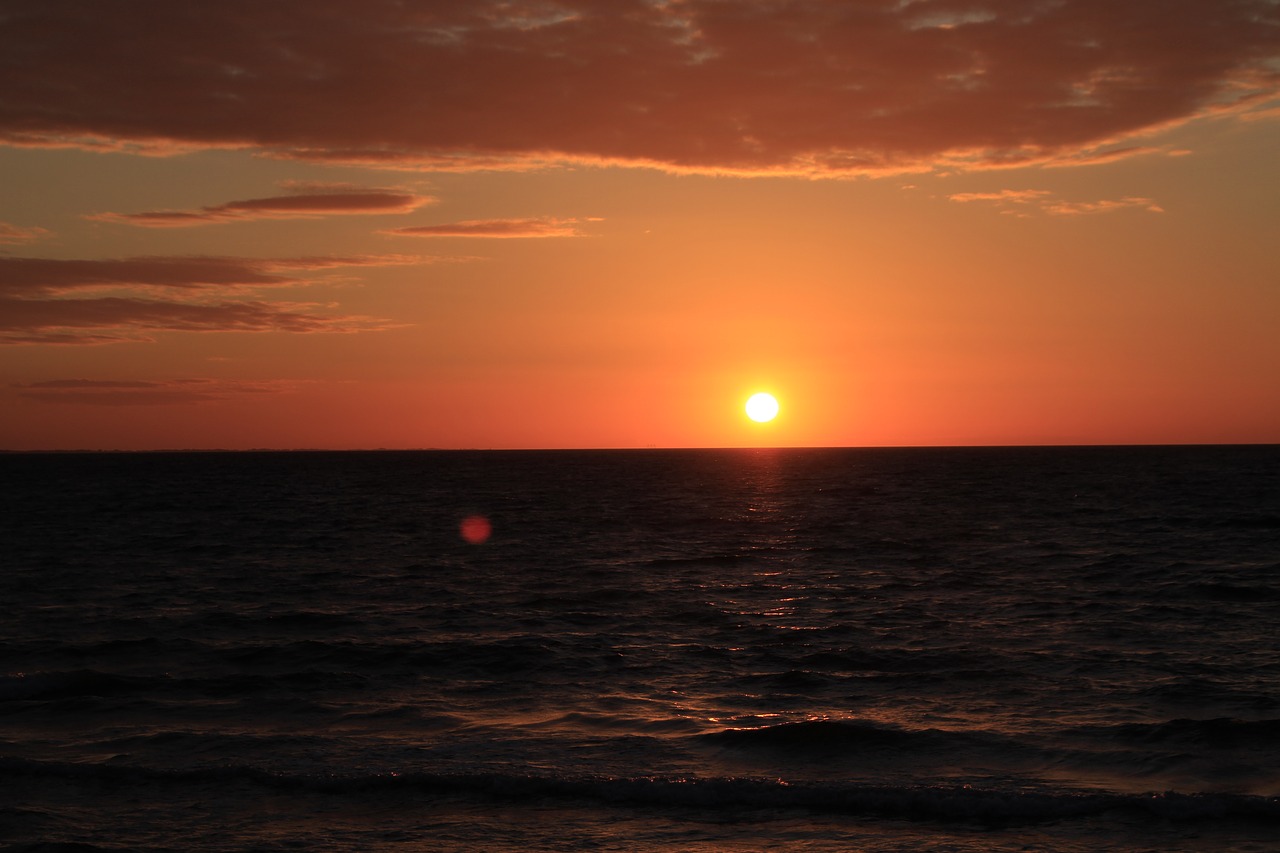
<box><xmin>2</xmin><ymin>0</ymin><xmax>1278</xmax><ymax>450</ymax></box>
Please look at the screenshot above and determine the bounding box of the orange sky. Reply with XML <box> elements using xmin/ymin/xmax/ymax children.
<box><xmin>2</xmin><ymin>0</ymin><xmax>1278</xmax><ymax>449</ymax></box>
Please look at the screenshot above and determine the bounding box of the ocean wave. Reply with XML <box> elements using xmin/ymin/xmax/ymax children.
<box><xmin>196</xmin><ymin>608</ymin><xmax>366</xmax><ymax>631</ymax></box>
<box><xmin>1137</xmin><ymin>679</ymin><xmax>1280</xmax><ymax>712</ymax></box>
<box><xmin>1213</xmin><ymin>513</ymin><xmax>1280</xmax><ymax>530</ymax></box>
<box><xmin>700</xmin><ymin>719</ymin><xmax>922</xmax><ymax>750</ymax></box>
<box><xmin>694</xmin><ymin>718</ymin><xmax>1017</xmax><ymax>760</ymax></box>
<box><xmin>0</xmin><ymin>668</ymin><xmax>368</xmax><ymax>703</ymax></box>
<box><xmin>1</xmin><ymin>843</ymin><xmax>112</xmax><ymax>853</ymax></box>
<box><xmin>1189</xmin><ymin>582</ymin><xmax>1280</xmax><ymax>602</ymax></box>
<box><xmin>527</xmin><ymin>711</ymin><xmax>704</xmax><ymax>735</ymax></box>
<box><xmin>728</xmin><ymin>669</ymin><xmax>834</xmax><ymax>691</ymax></box>
<box><xmin>2</xmin><ymin>756</ymin><xmax>1277</xmax><ymax>827</ymax></box>
<box><xmin>636</xmin><ymin>553</ymin><xmax>752</xmax><ymax>569</ymax></box>
<box><xmin>795</xmin><ymin>648</ymin><xmax>999</xmax><ymax>675</ymax></box>
<box><xmin>0</xmin><ymin>670</ymin><xmax>150</xmax><ymax>702</ymax></box>
<box><xmin>2</xmin><ymin>634</ymin><xmax>576</xmax><ymax>693</ymax></box>
<box><xmin>1085</xmin><ymin>717</ymin><xmax>1280</xmax><ymax>748</ymax></box>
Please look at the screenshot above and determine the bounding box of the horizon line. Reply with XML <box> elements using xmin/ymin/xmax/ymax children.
<box><xmin>2</xmin><ymin>442</ymin><xmax>1277</xmax><ymax>454</ymax></box>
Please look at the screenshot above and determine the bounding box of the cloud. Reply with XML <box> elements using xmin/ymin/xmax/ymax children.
<box><xmin>1042</xmin><ymin>197</ymin><xmax>1165</xmax><ymax>216</ymax></box>
<box><xmin>949</xmin><ymin>189</ymin><xmax>1054</xmax><ymax>205</ymax></box>
<box><xmin>1</xmin><ymin>256</ymin><xmax>300</xmax><ymax>296</ymax></box>
<box><xmin>13</xmin><ymin>377</ymin><xmax>297</xmax><ymax>405</ymax></box>
<box><xmin>386</xmin><ymin>217</ymin><xmax>589</xmax><ymax>238</ymax></box>
<box><xmin>0</xmin><ymin>222</ymin><xmax>51</xmax><ymax>245</ymax></box>
<box><xmin>949</xmin><ymin>189</ymin><xmax>1164</xmax><ymax>216</ymax></box>
<box><xmin>0</xmin><ymin>296</ymin><xmax>396</xmax><ymax>345</ymax></box>
<box><xmin>0</xmin><ymin>254</ymin><xmax>420</xmax><ymax>296</ymax></box>
<box><xmin>0</xmin><ymin>254</ymin><xmax>417</xmax><ymax>344</ymax></box>
<box><xmin>1041</xmin><ymin>146</ymin><xmax>1167</xmax><ymax>168</ymax></box>
<box><xmin>89</xmin><ymin>188</ymin><xmax>434</xmax><ymax>227</ymax></box>
<box><xmin>0</xmin><ymin>1</ymin><xmax>1275</xmax><ymax>176</ymax></box>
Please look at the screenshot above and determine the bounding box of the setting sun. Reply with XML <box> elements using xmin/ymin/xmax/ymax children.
<box><xmin>745</xmin><ymin>393</ymin><xmax>780</xmax><ymax>423</ymax></box>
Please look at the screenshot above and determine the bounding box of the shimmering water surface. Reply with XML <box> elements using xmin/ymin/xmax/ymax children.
<box><xmin>2</xmin><ymin>446</ymin><xmax>1278</xmax><ymax>851</ymax></box>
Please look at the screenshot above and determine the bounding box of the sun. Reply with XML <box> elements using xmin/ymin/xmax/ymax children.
<box><xmin>745</xmin><ymin>392</ymin><xmax>779</xmax><ymax>423</ymax></box>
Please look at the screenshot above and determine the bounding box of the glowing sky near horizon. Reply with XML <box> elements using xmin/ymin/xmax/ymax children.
<box><xmin>1</xmin><ymin>0</ymin><xmax>1278</xmax><ymax>449</ymax></box>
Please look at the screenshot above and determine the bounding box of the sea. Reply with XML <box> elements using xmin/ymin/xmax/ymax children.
<box><xmin>2</xmin><ymin>445</ymin><xmax>1278</xmax><ymax>852</ymax></box>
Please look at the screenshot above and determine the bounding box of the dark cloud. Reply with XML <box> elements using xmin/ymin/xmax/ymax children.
<box><xmin>22</xmin><ymin>379</ymin><xmax>164</xmax><ymax>389</ymax></box>
<box><xmin>0</xmin><ymin>254</ymin><xmax>419</xmax><ymax>296</ymax></box>
<box><xmin>89</xmin><ymin>189</ymin><xmax>434</xmax><ymax>227</ymax></box>
<box><xmin>0</xmin><ymin>295</ymin><xmax>394</xmax><ymax>345</ymax></box>
<box><xmin>13</xmin><ymin>377</ymin><xmax>294</xmax><ymax>405</ymax></box>
<box><xmin>0</xmin><ymin>1</ymin><xmax>1275</xmax><ymax>175</ymax></box>
<box><xmin>0</xmin><ymin>254</ymin><xmax>414</xmax><ymax>344</ymax></box>
<box><xmin>386</xmin><ymin>217</ymin><xmax>588</xmax><ymax>238</ymax></box>
<box><xmin>0</xmin><ymin>257</ymin><xmax>300</xmax><ymax>296</ymax></box>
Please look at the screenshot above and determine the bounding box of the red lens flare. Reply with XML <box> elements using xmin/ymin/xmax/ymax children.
<box><xmin>459</xmin><ymin>515</ymin><xmax>492</xmax><ymax>544</ymax></box>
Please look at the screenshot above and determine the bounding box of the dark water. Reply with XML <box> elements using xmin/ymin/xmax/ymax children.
<box><xmin>2</xmin><ymin>446</ymin><xmax>1279</xmax><ymax>851</ymax></box>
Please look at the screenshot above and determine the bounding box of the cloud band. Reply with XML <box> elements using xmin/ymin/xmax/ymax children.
<box><xmin>1</xmin><ymin>1</ymin><xmax>1276</xmax><ymax>175</ymax></box>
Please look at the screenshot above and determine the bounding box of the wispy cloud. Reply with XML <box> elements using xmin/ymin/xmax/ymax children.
<box><xmin>949</xmin><ymin>190</ymin><xmax>1054</xmax><ymax>205</ymax></box>
<box><xmin>0</xmin><ymin>254</ymin><xmax>421</xmax><ymax>297</ymax></box>
<box><xmin>1042</xmin><ymin>198</ymin><xmax>1165</xmax><ymax>216</ymax></box>
<box><xmin>385</xmin><ymin>217</ymin><xmax>591</xmax><ymax>238</ymax></box>
<box><xmin>949</xmin><ymin>190</ymin><xmax>1164</xmax><ymax>216</ymax></box>
<box><xmin>1</xmin><ymin>1</ymin><xmax>1275</xmax><ymax>176</ymax></box>
<box><xmin>0</xmin><ymin>254</ymin><xmax>417</xmax><ymax>345</ymax></box>
<box><xmin>0</xmin><ymin>222</ymin><xmax>52</xmax><ymax>245</ymax></box>
<box><xmin>1041</xmin><ymin>146</ymin><xmax>1167</xmax><ymax>169</ymax></box>
<box><xmin>12</xmin><ymin>377</ymin><xmax>296</xmax><ymax>405</ymax></box>
<box><xmin>0</xmin><ymin>296</ymin><xmax>398</xmax><ymax>345</ymax></box>
<box><xmin>88</xmin><ymin>187</ymin><xmax>434</xmax><ymax>228</ymax></box>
